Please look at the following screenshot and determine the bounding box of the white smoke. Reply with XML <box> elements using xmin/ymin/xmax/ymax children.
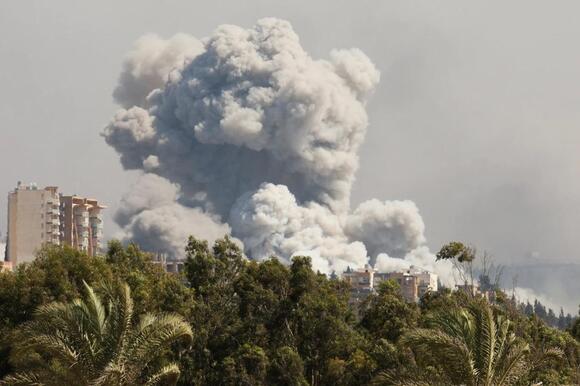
<box><xmin>345</xmin><ymin>199</ymin><xmax>426</xmax><ymax>261</ymax></box>
<box><xmin>375</xmin><ymin>247</ymin><xmax>455</xmax><ymax>287</ymax></box>
<box><xmin>230</xmin><ymin>183</ymin><xmax>367</xmax><ymax>274</ymax></box>
<box><xmin>104</xmin><ymin>18</ymin><xmax>442</xmax><ymax>274</ymax></box>
<box><xmin>514</xmin><ymin>286</ymin><xmax>572</xmax><ymax>315</ymax></box>
<box><xmin>113</xmin><ymin>33</ymin><xmax>204</xmax><ymax>108</ymax></box>
<box><xmin>114</xmin><ymin>174</ymin><xmax>230</xmax><ymax>257</ymax></box>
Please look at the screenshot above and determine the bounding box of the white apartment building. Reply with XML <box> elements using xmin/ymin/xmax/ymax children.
<box><xmin>6</xmin><ymin>182</ymin><xmax>61</xmax><ymax>265</ymax></box>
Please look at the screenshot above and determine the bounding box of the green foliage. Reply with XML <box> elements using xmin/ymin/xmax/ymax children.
<box><xmin>571</xmin><ymin>314</ymin><xmax>580</xmax><ymax>341</ymax></box>
<box><xmin>360</xmin><ymin>280</ymin><xmax>419</xmax><ymax>342</ymax></box>
<box><xmin>268</xmin><ymin>346</ymin><xmax>308</xmax><ymax>386</ymax></box>
<box><xmin>436</xmin><ymin>241</ymin><xmax>475</xmax><ymax>263</ymax></box>
<box><xmin>0</xmin><ymin>245</ymin><xmax>112</xmax><ymax>330</ymax></box>
<box><xmin>1</xmin><ymin>281</ymin><xmax>192</xmax><ymax>386</ymax></box>
<box><xmin>0</xmin><ymin>238</ymin><xmax>576</xmax><ymax>385</ymax></box>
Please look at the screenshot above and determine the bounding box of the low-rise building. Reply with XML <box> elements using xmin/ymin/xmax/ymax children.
<box><xmin>343</xmin><ymin>265</ymin><xmax>375</xmax><ymax>290</ymax></box>
<box><xmin>343</xmin><ymin>265</ymin><xmax>376</xmax><ymax>307</ymax></box>
<box><xmin>456</xmin><ymin>282</ymin><xmax>497</xmax><ymax>302</ymax></box>
<box><xmin>343</xmin><ymin>265</ymin><xmax>438</xmax><ymax>303</ymax></box>
<box><xmin>375</xmin><ymin>271</ymin><xmax>419</xmax><ymax>302</ymax></box>
<box><xmin>152</xmin><ymin>253</ymin><xmax>185</xmax><ymax>274</ymax></box>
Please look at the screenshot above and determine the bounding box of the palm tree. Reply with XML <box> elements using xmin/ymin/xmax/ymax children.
<box><xmin>374</xmin><ymin>301</ymin><xmax>557</xmax><ymax>386</ymax></box>
<box><xmin>1</xmin><ymin>281</ymin><xmax>193</xmax><ymax>386</ymax></box>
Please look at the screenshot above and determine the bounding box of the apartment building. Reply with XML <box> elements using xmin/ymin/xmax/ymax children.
<box><xmin>343</xmin><ymin>265</ymin><xmax>375</xmax><ymax>290</ymax></box>
<box><xmin>152</xmin><ymin>252</ymin><xmax>185</xmax><ymax>274</ymax></box>
<box><xmin>5</xmin><ymin>182</ymin><xmax>106</xmax><ymax>266</ymax></box>
<box><xmin>60</xmin><ymin>196</ymin><xmax>106</xmax><ymax>257</ymax></box>
<box><xmin>6</xmin><ymin>183</ymin><xmax>61</xmax><ymax>265</ymax></box>
<box><xmin>374</xmin><ymin>271</ymin><xmax>419</xmax><ymax>302</ymax></box>
<box><xmin>343</xmin><ymin>265</ymin><xmax>439</xmax><ymax>303</ymax></box>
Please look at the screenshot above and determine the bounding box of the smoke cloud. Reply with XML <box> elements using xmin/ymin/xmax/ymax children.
<box><xmin>114</xmin><ymin>173</ymin><xmax>230</xmax><ymax>257</ymax></box>
<box><xmin>113</xmin><ymin>33</ymin><xmax>204</xmax><ymax>108</ymax></box>
<box><xmin>514</xmin><ymin>286</ymin><xmax>573</xmax><ymax>315</ymax></box>
<box><xmin>375</xmin><ymin>247</ymin><xmax>454</xmax><ymax>286</ymax></box>
<box><xmin>345</xmin><ymin>199</ymin><xmax>426</xmax><ymax>261</ymax></box>
<box><xmin>104</xmin><ymin>18</ymin><xmax>441</xmax><ymax>274</ymax></box>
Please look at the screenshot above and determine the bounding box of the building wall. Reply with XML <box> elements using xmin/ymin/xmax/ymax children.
<box><xmin>6</xmin><ymin>183</ymin><xmax>105</xmax><ymax>266</ymax></box>
<box><xmin>410</xmin><ymin>269</ymin><xmax>438</xmax><ymax>293</ymax></box>
<box><xmin>343</xmin><ymin>266</ymin><xmax>374</xmax><ymax>290</ymax></box>
<box><xmin>7</xmin><ymin>184</ymin><xmax>60</xmax><ymax>264</ymax></box>
<box><xmin>60</xmin><ymin>196</ymin><xmax>105</xmax><ymax>257</ymax></box>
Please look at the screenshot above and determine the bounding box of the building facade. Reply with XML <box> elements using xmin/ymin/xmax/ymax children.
<box><xmin>6</xmin><ymin>183</ymin><xmax>61</xmax><ymax>265</ymax></box>
<box><xmin>343</xmin><ymin>265</ymin><xmax>438</xmax><ymax>303</ymax></box>
<box><xmin>60</xmin><ymin>196</ymin><xmax>105</xmax><ymax>257</ymax></box>
<box><xmin>375</xmin><ymin>271</ymin><xmax>420</xmax><ymax>302</ymax></box>
<box><xmin>5</xmin><ymin>182</ymin><xmax>105</xmax><ymax>266</ymax></box>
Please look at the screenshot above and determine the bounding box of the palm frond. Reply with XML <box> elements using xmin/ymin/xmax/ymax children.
<box><xmin>144</xmin><ymin>363</ymin><xmax>181</xmax><ymax>386</ymax></box>
<box><xmin>126</xmin><ymin>313</ymin><xmax>192</xmax><ymax>374</ymax></box>
<box><xmin>0</xmin><ymin>372</ymin><xmax>44</xmax><ymax>386</ymax></box>
<box><xmin>2</xmin><ymin>281</ymin><xmax>187</xmax><ymax>386</ymax></box>
<box><xmin>402</xmin><ymin>328</ymin><xmax>476</xmax><ymax>384</ymax></box>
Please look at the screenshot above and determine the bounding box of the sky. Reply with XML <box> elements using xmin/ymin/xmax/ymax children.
<box><xmin>0</xmin><ymin>2</ymin><xmax>579</xmax><ymax>276</ymax></box>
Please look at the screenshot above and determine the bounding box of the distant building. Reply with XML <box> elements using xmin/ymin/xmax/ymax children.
<box><xmin>375</xmin><ymin>271</ymin><xmax>419</xmax><ymax>302</ymax></box>
<box><xmin>6</xmin><ymin>183</ymin><xmax>61</xmax><ymax>265</ymax></box>
<box><xmin>343</xmin><ymin>264</ymin><xmax>375</xmax><ymax>290</ymax></box>
<box><xmin>60</xmin><ymin>196</ymin><xmax>106</xmax><ymax>257</ymax></box>
<box><xmin>152</xmin><ymin>253</ymin><xmax>185</xmax><ymax>274</ymax></box>
<box><xmin>456</xmin><ymin>283</ymin><xmax>480</xmax><ymax>297</ymax></box>
<box><xmin>5</xmin><ymin>182</ymin><xmax>106</xmax><ymax>266</ymax></box>
<box><xmin>343</xmin><ymin>265</ymin><xmax>438</xmax><ymax>303</ymax></box>
<box><xmin>455</xmin><ymin>282</ymin><xmax>496</xmax><ymax>302</ymax></box>
<box><xmin>343</xmin><ymin>265</ymin><xmax>376</xmax><ymax>307</ymax></box>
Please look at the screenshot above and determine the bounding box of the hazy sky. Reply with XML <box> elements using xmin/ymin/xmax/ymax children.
<box><xmin>1</xmin><ymin>1</ymin><xmax>579</xmax><ymax>267</ymax></box>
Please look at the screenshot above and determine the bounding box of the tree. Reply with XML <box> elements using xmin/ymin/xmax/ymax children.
<box><xmin>534</xmin><ymin>300</ymin><xmax>547</xmax><ymax>320</ymax></box>
<box><xmin>436</xmin><ymin>242</ymin><xmax>476</xmax><ymax>288</ymax></box>
<box><xmin>1</xmin><ymin>281</ymin><xmax>192</xmax><ymax>386</ymax></box>
<box><xmin>376</xmin><ymin>301</ymin><xmax>544</xmax><ymax>386</ymax></box>
<box><xmin>286</xmin><ymin>256</ymin><xmax>365</xmax><ymax>386</ymax></box>
<box><xmin>436</xmin><ymin>242</ymin><xmax>475</xmax><ymax>263</ymax></box>
<box><xmin>566</xmin><ymin>305</ymin><xmax>580</xmax><ymax>340</ymax></box>
<box><xmin>106</xmin><ymin>241</ymin><xmax>196</xmax><ymax>317</ymax></box>
<box><xmin>268</xmin><ymin>346</ymin><xmax>308</xmax><ymax>386</ymax></box>
<box><xmin>360</xmin><ymin>280</ymin><xmax>419</xmax><ymax>342</ymax></box>
<box><xmin>221</xmin><ymin>343</ymin><xmax>269</xmax><ymax>386</ymax></box>
<box><xmin>181</xmin><ymin>236</ymin><xmax>246</xmax><ymax>385</ymax></box>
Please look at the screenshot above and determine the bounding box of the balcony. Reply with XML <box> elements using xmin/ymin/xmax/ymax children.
<box><xmin>90</xmin><ymin>222</ymin><xmax>104</xmax><ymax>230</ymax></box>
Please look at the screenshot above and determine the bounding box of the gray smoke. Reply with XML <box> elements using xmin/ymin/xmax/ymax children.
<box><xmin>113</xmin><ymin>173</ymin><xmax>230</xmax><ymax>257</ymax></box>
<box><xmin>113</xmin><ymin>33</ymin><xmax>204</xmax><ymax>108</ymax></box>
<box><xmin>104</xmin><ymin>18</ymin><xmax>440</xmax><ymax>274</ymax></box>
<box><xmin>345</xmin><ymin>199</ymin><xmax>426</xmax><ymax>261</ymax></box>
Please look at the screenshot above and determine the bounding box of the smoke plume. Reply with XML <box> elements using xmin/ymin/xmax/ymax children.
<box><xmin>104</xmin><ymin>18</ymin><xmax>446</xmax><ymax>276</ymax></box>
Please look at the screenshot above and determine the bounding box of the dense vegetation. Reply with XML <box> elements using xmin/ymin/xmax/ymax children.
<box><xmin>0</xmin><ymin>238</ymin><xmax>577</xmax><ymax>385</ymax></box>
